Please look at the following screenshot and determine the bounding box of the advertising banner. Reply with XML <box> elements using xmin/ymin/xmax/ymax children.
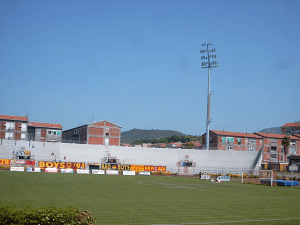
<box><xmin>77</xmin><ymin>169</ymin><xmax>90</xmax><ymax>174</ymax></box>
<box><xmin>61</xmin><ymin>169</ymin><xmax>74</xmax><ymax>173</ymax></box>
<box><xmin>131</xmin><ymin>165</ymin><xmax>166</xmax><ymax>172</ymax></box>
<box><xmin>101</xmin><ymin>164</ymin><xmax>131</xmax><ymax>171</ymax></box>
<box><xmin>11</xmin><ymin>160</ymin><xmax>26</xmax><ymax>165</ymax></box>
<box><xmin>26</xmin><ymin>161</ymin><xmax>35</xmax><ymax>166</ymax></box>
<box><xmin>106</xmin><ymin>170</ymin><xmax>119</xmax><ymax>175</ymax></box>
<box><xmin>201</xmin><ymin>175</ymin><xmax>211</xmax><ymax>180</ymax></box>
<box><xmin>10</xmin><ymin>167</ymin><xmax>25</xmax><ymax>172</ymax></box>
<box><xmin>139</xmin><ymin>171</ymin><xmax>151</xmax><ymax>176</ymax></box>
<box><xmin>38</xmin><ymin>161</ymin><xmax>85</xmax><ymax>170</ymax></box>
<box><xmin>0</xmin><ymin>159</ymin><xmax>11</xmax><ymax>165</ymax></box>
<box><xmin>217</xmin><ymin>176</ymin><xmax>230</xmax><ymax>182</ymax></box>
<box><xmin>45</xmin><ymin>168</ymin><xmax>58</xmax><ymax>173</ymax></box>
<box><xmin>92</xmin><ymin>170</ymin><xmax>105</xmax><ymax>175</ymax></box>
<box><xmin>100</xmin><ymin>164</ymin><xmax>166</xmax><ymax>172</ymax></box>
<box><xmin>123</xmin><ymin>171</ymin><xmax>135</xmax><ymax>175</ymax></box>
<box><xmin>33</xmin><ymin>168</ymin><xmax>41</xmax><ymax>172</ymax></box>
<box><xmin>27</xmin><ymin>167</ymin><xmax>33</xmax><ymax>172</ymax></box>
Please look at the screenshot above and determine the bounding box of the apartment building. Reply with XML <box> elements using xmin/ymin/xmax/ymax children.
<box><xmin>0</xmin><ymin>114</ymin><xmax>63</xmax><ymax>142</ymax></box>
<box><xmin>62</xmin><ymin>120</ymin><xmax>121</xmax><ymax>146</ymax></box>
<box><xmin>28</xmin><ymin>122</ymin><xmax>63</xmax><ymax>142</ymax></box>
<box><xmin>202</xmin><ymin>130</ymin><xmax>262</xmax><ymax>151</ymax></box>
<box><xmin>0</xmin><ymin>115</ymin><xmax>28</xmax><ymax>140</ymax></box>
<box><xmin>281</xmin><ymin>121</ymin><xmax>300</xmax><ymax>135</ymax></box>
<box><xmin>254</xmin><ymin>132</ymin><xmax>300</xmax><ymax>171</ymax></box>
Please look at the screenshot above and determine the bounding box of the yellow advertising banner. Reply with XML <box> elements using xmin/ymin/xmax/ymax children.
<box><xmin>130</xmin><ymin>165</ymin><xmax>145</xmax><ymax>172</ymax></box>
<box><xmin>38</xmin><ymin>161</ymin><xmax>85</xmax><ymax>170</ymax></box>
<box><xmin>101</xmin><ymin>164</ymin><xmax>131</xmax><ymax>171</ymax></box>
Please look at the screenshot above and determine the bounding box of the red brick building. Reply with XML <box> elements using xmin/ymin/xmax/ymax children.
<box><xmin>62</xmin><ymin>120</ymin><xmax>121</xmax><ymax>146</ymax></box>
<box><xmin>254</xmin><ymin>132</ymin><xmax>300</xmax><ymax>171</ymax></box>
<box><xmin>0</xmin><ymin>115</ymin><xmax>28</xmax><ymax>140</ymax></box>
<box><xmin>202</xmin><ymin>130</ymin><xmax>262</xmax><ymax>151</ymax></box>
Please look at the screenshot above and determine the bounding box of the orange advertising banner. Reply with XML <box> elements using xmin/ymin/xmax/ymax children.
<box><xmin>0</xmin><ymin>159</ymin><xmax>11</xmax><ymax>165</ymax></box>
<box><xmin>38</xmin><ymin>161</ymin><xmax>85</xmax><ymax>170</ymax></box>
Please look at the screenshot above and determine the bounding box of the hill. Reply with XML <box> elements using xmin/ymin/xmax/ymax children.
<box><xmin>259</xmin><ymin>127</ymin><xmax>281</xmax><ymax>134</ymax></box>
<box><xmin>121</xmin><ymin>129</ymin><xmax>186</xmax><ymax>144</ymax></box>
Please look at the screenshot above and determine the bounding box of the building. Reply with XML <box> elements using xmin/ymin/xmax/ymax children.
<box><xmin>0</xmin><ymin>115</ymin><xmax>28</xmax><ymax>140</ymax></box>
<box><xmin>202</xmin><ymin>130</ymin><xmax>262</xmax><ymax>151</ymax></box>
<box><xmin>166</xmin><ymin>142</ymin><xmax>183</xmax><ymax>148</ymax></box>
<box><xmin>0</xmin><ymin>114</ymin><xmax>63</xmax><ymax>142</ymax></box>
<box><xmin>281</xmin><ymin>121</ymin><xmax>300</xmax><ymax>135</ymax></box>
<box><xmin>28</xmin><ymin>122</ymin><xmax>63</xmax><ymax>142</ymax></box>
<box><xmin>62</xmin><ymin>120</ymin><xmax>121</xmax><ymax>146</ymax></box>
<box><xmin>254</xmin><ymin>132</ymin><xmax>300</xmax><ymax>171</ymax></box>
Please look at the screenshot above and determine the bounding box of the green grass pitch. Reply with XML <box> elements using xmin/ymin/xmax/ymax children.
<box><xmin>0</xmin><ymin>171</ymin><xmax>300</xmax><ymax>224</ymax></box>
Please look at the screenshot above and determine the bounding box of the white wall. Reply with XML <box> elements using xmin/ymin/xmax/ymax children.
<box><xmin>0</xmin><ymin>140</ymin><xmax>260</xmax><ymax>174</ymax></box>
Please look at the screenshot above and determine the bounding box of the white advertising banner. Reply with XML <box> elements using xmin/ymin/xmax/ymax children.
<box><xmin>77</xmin><ymin>169</ymin><xmax>90</xmax><ymax>174</ymax></box>
<box><xmin>33</xmin><ymin>168</ymin><xmax>41</xmax><ymax>172</ymax></box>
<box><xmin>106</xmin><ymin>170</ymin><xmax>119</xmax><ymax>175</ymax></box>
<box><xmin>123</xmin><ymin>171</ymin><xmax>135</xmax><ymax>176</ymax></box>
<box><xmin>139</xmin><ymin>171</ymin><xmax>150</xmax><ymax>176</ymax></box>
<box><xmin>45</xmin><ymin>167</ymin><xmax>58</xmax><ymax>173</ymax></box>
<box><xmin>92</xmin><ymin>170</ymin><xmax>105</xmax><ymax>174</ymax></box>
<box><xmin>217</xmin><ymin>176</ymin><xmax>230</xmax><ymax>181</ymax></box>
<box><xmin>10</xmin><ymin>167</ymin><xmax>25</xmax><ymax>172</ymax></box>
<box><xmin>27</xmin><ymin>167</ymin><xmax>33</xmax><ymax>172</ymax></box>
<box><xmin>201</xmin><ymin>175</ymin><xmax>211</xmax><ymax>180</ymax></box>
<box><xmin>61</xmin><ymin>169</ymin><xmax>74</xmax><ymax>173</ymax></box>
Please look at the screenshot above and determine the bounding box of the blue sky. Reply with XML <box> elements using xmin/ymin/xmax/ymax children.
<box><xmin>1</xmin><ymin>0</ymin><xmax>299</xmax><ymax>135</ymax></box>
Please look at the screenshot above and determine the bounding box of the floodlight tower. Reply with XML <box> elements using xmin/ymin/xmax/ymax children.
<box><xmin>200</xmin><ymin>43</ymin><xmax>218</xmax><ymax>150</ymax></box>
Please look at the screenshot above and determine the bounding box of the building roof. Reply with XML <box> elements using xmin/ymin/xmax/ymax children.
<box><xmin>210</xmin><ymin>130</ymin><xmax>261</xmax><ymax>138</ymax></box>
<box><xmin>186</xmin><ymin>141</ymin><xmax>202</xmax><ymax>147</ymax></box>
<box><xmin>89</xmin><ymin>120</ymin><xmax>122</xmax><ymax>128</ymax></box>
<box><xmin>0</xmin><ymin>115</ymin><xmax>28</xmax><ymax>122</ymax></box>
<box><xmin>28</xmin><ymin>122</ymin><xmax>63</xmax><ymax>129</ymax></box>
<box><xmin>282</xmin><ymin>122</ymin><xmax>300</xmax><ymax>128</ymax></box>
<box><xmin>254</xmin><ymin>132</ymin><xmax>300</xmax><ymax>140</ymax></box>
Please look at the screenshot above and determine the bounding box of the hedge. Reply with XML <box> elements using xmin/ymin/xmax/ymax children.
<box><xmin>0</xmin><ymin>205</ymin><xmax>96</xmax><ymax>225</ymax></box>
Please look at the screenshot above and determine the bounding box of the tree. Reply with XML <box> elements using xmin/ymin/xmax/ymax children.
<box><xmin>281</xmin><ymin>136</ymin><xmax>291</xmax><ymax>162</ymax></box>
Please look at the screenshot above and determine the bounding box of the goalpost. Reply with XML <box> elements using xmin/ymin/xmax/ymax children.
<box><xmin>241</xmin><ymin>169</ymin><xmax>274</xmax><ymax>187</ymax></box>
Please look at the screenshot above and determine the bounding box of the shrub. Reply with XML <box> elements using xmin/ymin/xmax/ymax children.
<box><xmin>0</xmin><ymin>205</ymin><xmax>96</xmax><ymax>225</ymax></box>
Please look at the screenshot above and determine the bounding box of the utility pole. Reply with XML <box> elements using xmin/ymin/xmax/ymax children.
<box><xmin>200</xmin><ymin>43</ymin><xmax>218</xmax><ymax>150</ymax></box>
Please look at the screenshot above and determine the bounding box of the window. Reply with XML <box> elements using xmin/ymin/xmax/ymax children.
<box><xmin>271</xmin><ymin>154</ymin><xmax>277</xmax><ymax>159</ymax></box>
<box><xmin>270</xmin><ymin>139</ymin><xmax>277</xmax><ymax>144</ymax></box>
<box><xmin>5</xmin><ymin>132</ymin><xmax>14</xmax><ymax>139</ymax></box>
<box><xmin>237</xmin><ymin>138</ymin><xmax>241</xmax><ymax>144</ymax></box>
<box><xmin>21</xmin><ymin>123</ymin><xmax>27</xmax><ymax>132</ymax></box>
<box><xmin>249</xmin><ymin>138</ymin><xmax>256</xmax><ymax>144</ymax></box>
<box><xmin>48</xmin><ymin>130</ymin><xmax>61</xmax><ymax>135</ymax></box>
<box><xmin>222</xmin><ymin>137</ymin><xmax>226</xmax><ymax>143</ymax></box>
<box><xmin>226</xmin><ymin>145</ymin><xmax>233</xmax><ymax>150</ymax></box>
<box><xmin>105</xmin><ymin>138</ymin><xmax>109</xmax><ymax>146</ymax></box>
<box><xmin>271</xmin><ymin>147</ymin><xmax>277</xmax><ymax>152</ymax></box>
<box><xmin>290</xmin><ymin>148</ymin><xmax>297</xmax><ymax>155</ymax></box>
<box><xmin>226</xmin><ymin>137</ymin><xmax>234</xmax><ymax>142</ymax></box>
<box><xmin>248</xmin><ymin>147</ymin><xmax>255</xmax><ymax>151</ymax></box>
<box><xmin>21</xmin><ymin>133</ymin><xmax>26</xmax><ymax>140</ymax></box>
<box><xmin>5</xmin><ymin>122</ymin><xmax>15</xmax><ymax>130</ymax></box>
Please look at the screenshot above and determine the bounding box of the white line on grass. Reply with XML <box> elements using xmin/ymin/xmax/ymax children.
<box><xmin>138</xmin><ymin>181</ymin><xmax>300</xmax><ymax>199</ymax></box>
<box><xmin>152</xmin><ymin>217</ymin><xmax>300</xmax><ymax>225</ymax></box>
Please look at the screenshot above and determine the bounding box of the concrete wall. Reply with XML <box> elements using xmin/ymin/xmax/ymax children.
<box><xmin>0</xmin><ymin>140</ymin><xmax>260</xmax><ymax>174</ymax></box>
